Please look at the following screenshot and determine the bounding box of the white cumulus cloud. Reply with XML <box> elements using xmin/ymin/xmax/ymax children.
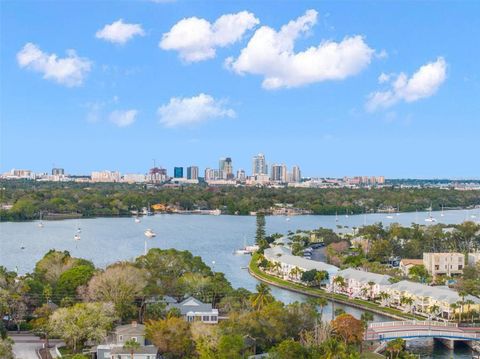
<box><xmin>226</xmin><ymin>9</ymin><xmax>374</xmax><ymax>89</ymax></box>
<box><xmin>17</xmin><ymin>43</ymin><xmax>92</xmax><ymax>87</ymax></box>
<box><xmin>160</xmin><ymin>11</ymin><xmax>259</xmax><ymax>62</ymax></box>
<box><xmin>366</xmin><ymin>57</ymin><xmax>447</xmax><ymax>111</ymax></box>
<box><xmin>96</xmin><ymin>19</ymin><xmax>145</xmax><ymax>44</ymax></box>
<box><xmin>109</xmin><ymin>109</ymin><xmax>138</xmax><ymax>127</ymax></box>
<box><xmin>157</xmin><ymin>93</ymin><xmax>235</xmax><ymax>127</ymax></box>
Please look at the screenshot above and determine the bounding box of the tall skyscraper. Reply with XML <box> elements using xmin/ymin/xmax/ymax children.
<box><xmin>187</xmin><ymin>166</ymin><xmax>199</xmax><ymax>180</ymax></box>
<box><xmin>270</xmin><ymin>164</ymin><xmax>287</xmax><ymax>182</ymax></box>
<box><xmin>174</xmin><ymin>167</ymin><xmax>184</xmax><ymax>178</ymax></box>
<box><xmin>52</xmin><ymin>168</ymin><xmax>64</xmax><ymax>176</ymax></box>
<box><xmin>224</xmin><ymin>157</ymin><xmax>233</xmax><ymax>179</ymax></box>
<box><xmin>252</xmin><ymin>153</ymin><xmax>268</xmax><ymax>176</ymax></box>
<box><xmin>291</xmin><ymin>165</ymin><xmax>301</xmax><ymax>183</ymax></box>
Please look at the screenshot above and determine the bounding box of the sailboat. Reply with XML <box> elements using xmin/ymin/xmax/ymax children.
<box><xmin>425</xmin><ymin>204</ymin><xmax>437</xmax><ymax>223</ymax></box>
<box><xmin>234</xmin><ymin>236</ymin><xmax>259</xmax><ymax>255</ymax></box>
<box><xmin>396</xmin><ymin>204</ymin><xmax>400</xmax><ymax>216</ymax></box>
<box><xmin>345</xmin><ymin>209</ymin><xmax>349</xmax><ymax>219</ymax></box>
<box><xmin>76</xmin><ymin>220</ymin><xmax>81</xmax><ymax>233</ymax></box>
<box><xmin>335</xmin><ymin>212</ymin><xmax>339</xmax><ymax>222</ymax></box>
<box><xmin>74</xmin><ymin>233</ymin><xmax>81</xmax><ymax>241</ymax></box>
<box><xmin>38</xmin><ymin>212</ymin><xmax>44</xmax><ymax>228</ymax></box>
<box><xmin>440</xmin><ymin>205</ymin><xmax>444</xmax><ymax>217</ymax></box>
<box><xmin>134</xmin><ymin>217</ymin><xmax>141</xmax><ymax>224</ymax></box>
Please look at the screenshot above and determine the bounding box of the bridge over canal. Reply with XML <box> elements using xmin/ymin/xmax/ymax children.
<box><xmin>366</xmin><ymin>321</ymin><xmax>480</xmax><ymax>349</ymax></box>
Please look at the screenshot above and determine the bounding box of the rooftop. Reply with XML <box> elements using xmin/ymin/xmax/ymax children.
<box><xmin>400</xmin><ymin>259</ymin><xmax>424</xmax><ymax>266</ymax></box>
<box><xmin>388</xmin><ymin>280</ymin><xmax>480</xmax><ymax>305</ymax></box>
<box><xmin>264</xmin><ymin>246</ymin><xmax>338</xmax><ymax>273</ymax></box>
<box><xmin>336</xmin><ymin>267</ymin><xmax>392</xmax><ymax>285</ymax></box>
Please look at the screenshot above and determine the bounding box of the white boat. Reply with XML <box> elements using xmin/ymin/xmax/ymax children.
<box><xmin>286</xmin><ymin>217</ymin><xmax>291</xmax><ymax>222</ymax></box>
<box><xmin>74</xmin><ymin>234</ymin><xmax>81</xmax><ymax>241</ymax></box>
<box><xmin>38</xmin><ymin>212</ymin><xmax>44</xmax><ymax>228</ymax></box>
<box><xmin>144</xmin><ymin>229</ymin><xmax>156</xmax><ymax>238</ymax></box>
<box><xmin>440</xmin><ymin>205</ymin><xmax>444</xmax><ymax>217</ymax></box>
<box><xmin>135</xmin><ymin>217</ymin><xmax>141</xmax><ymax>223</ymax></box>
<box><xmin>425</xmin><ymin>204</ymin><xmax>436</xmax><ymax>222</ymax></box>
<box><xmin>211</xmin><ymin>209</ymin><xmax>221</xmax><ymax>216</ymax></box>
<box><xmin>335</xmin><ymin>212</ymin><xmax>339</xmax><ymax>222</ymax></box>
<box><xmin>234</xmin><ymin>238</ymin><xmax>259</xmax><ymax>255</ymax></box>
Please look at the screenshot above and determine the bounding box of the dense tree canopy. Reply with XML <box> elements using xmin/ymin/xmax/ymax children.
<box><xmin>1</xmin><ymin>180</ymin><xmax>479</xmax><ymax>220</ymax></box>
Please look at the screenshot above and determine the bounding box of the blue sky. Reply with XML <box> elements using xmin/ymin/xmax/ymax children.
<box><xmin>1</xmin><ymin>0</ymin><xmax>479</xmax><ymax>178</ymax></box>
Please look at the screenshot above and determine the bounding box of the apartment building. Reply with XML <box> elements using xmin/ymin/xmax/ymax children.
<box><xmin>423</xmin><ymin>252</ymin><xmax>465</xmax><ymax>277</ymax></box>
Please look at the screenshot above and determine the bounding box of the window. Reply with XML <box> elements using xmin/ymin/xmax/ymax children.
<box><xmin>187</xmin><ymin>315</ymin><xmax>194</xmax><ymax>322</ymax></box>
<box><xmin>459</xmin><ymin>265</ymin><xmax>463</xmax><ymax>270</ymax></box>
<box><xmin>131</xmin><ymin>337</ymin><xmax>137</xmax><ymax>342</ymax></box>
<box><xmin>211</xmin><ymin>315</ymin><xmax>218</xmax><ymax>322</ymax></box>
<box><xmin>119</xmin><ymin>335</ymin><xmax>123</xmax><ymax>342</ymax></box>
<box><xmin>202</xmin><ymin>315</ymin><xmax>210</xmax><ymax>322</ymax></box>
<box><xmin>435</xmin><ymin>265</ymin><xmax>439</xmax><ymax>270</ymax></box>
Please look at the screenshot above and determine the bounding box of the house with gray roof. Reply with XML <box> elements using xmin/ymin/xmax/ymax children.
<box><xmin>386</xmin><ymin>280</ymin><xmax>480</xmax><ymax>319</ymax></box>
<box><xmin>329</xmin><ymin>267</ymin><xmax>392</xmax><ymax>299</ymax></box>
<box><xmin>167</xmin><ymin>296</ymin><xmax>219</xmax><ymax>324</ymax></box>
<box><xmin>94</xmin><ymin>322</ymin><xmax>157</xmax><ymax>359</ymax></box>
<box><xmin>264</xmin><ymin>246</ymin><xmax>338</xmax><ymax>283</ymax></box>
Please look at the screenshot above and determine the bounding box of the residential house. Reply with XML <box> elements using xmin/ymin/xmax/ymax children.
<box><xmin>95</xmin><ymin>323</ymin><xmax>157</xmax><ymax>359</ymax></box>
<box><xmin>468</xmin><ymin>252</ymin><xmax>480</xmax><ymax>266</ymax></box>
<box><xmin>385</xmin><ymin>280</ymin><xmax>480</xmax><ymax>319</ymax></box>
<box><xmin>423</xmin><ymin>252</ymin><xmax>465</xmax><ymax>277</ymax></box>
<box><xmin>109</xmin><ymin>346</ymin><xmax>158</xmax><ymax>359</ymax></box>
<box><xmin>263</xmin><ymin>246</ymin><xmax>338</xmax><ymax>283</ymax></box>
<box><xmin>399</xmin><ymin>259</ymin><xmax>424</xmax><ymax>276</ymax></box>
<box><xmin>167</xmin><ymin>296</ymin><xmax>219</xmax><ymax>324</ymax></box>
<box><xmin>329</xmin><ymin>268</ymin><xmax>392</xmax><ymax>299</ymax></box>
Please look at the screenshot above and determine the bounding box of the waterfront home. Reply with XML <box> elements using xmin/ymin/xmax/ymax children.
<box><xmin>385</xmin><ymin>280</ymin><xmax>480</xmax><ymax>319</ymax></box>
<box><xmin>399</xmin><ymin>259</ymin><xmax>424</xmax><ymax>276</ymax></box>
<box><xmin>166</xmin><ymin>296</ymin><xmax>219</xmax><ymax>324</ymax></box>
<box><xmin>329</xmin><ymin>268</ymin><xmax>392</xmax><ymax>299</ymax></box>
<box><xmin>423</xmin><ymin>252</ymin><xmax>464</xmax><ymax>277</ymax></box>
<box><xmin>263</xmin><ymin>246</ymin><xmax>338</xmax><ymax>283</ymax></box>
<box><xmin>109</xmin><ymin>346</ymin><xmax>158</xmax><ymax>359</ymax></box>
<box><xmin>94</xmin><ymin>322</ymin><xmax>158</xmax><ymax>359</ymax></box>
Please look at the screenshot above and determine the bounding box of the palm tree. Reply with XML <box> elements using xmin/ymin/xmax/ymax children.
<box><xmin>400</xmin><ymin>296</ymin><xmax>414</xmax><ymax>313</ymax></box>
<box><xmin>332</xmin><ymin>276</ymin><xmax>346</xmax><ymax>294</ymax></box>
<box><xmin>449</xmin><ymin>303</ymin><xmax>459</xmax><ymax>322</ymax></box>
<box><xmin>378</xmin><ymin>291</ymin><xmax>391</xmax><ymax>307</ymax></box>
<box><xmin>360</xmin><ymin>286</ymin><xmax>369</xmax><ymax>299</ymax></box>
<box><xmin>124</xmin><ymin>338</ymin><xmax>140</xmax><ymax>359</ymax></box>
<box><xmin>290</xmin><ymin>266</ymin><xmax>301</xmax><ymax>280</ymax></box>
<box><xmin>250</xmin><ymin>283</ymin><xmax>274</xmax><ymax>310</ymax></box>
<box><xmin>272</xmin><ymin>262</ymin><xmax>281</xmax><ymax>276</ymax></box>
<box><xmin>367</xmin><ymin>281</ymin><xmax>376</xmax><ymax>300</ymax></box>
<box><xmin>428</xmin><ymin>304</ymin><xmax>440</xmax><ymax>320</ymax></box>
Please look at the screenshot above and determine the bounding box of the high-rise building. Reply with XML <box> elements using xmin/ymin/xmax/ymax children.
<box><xmin>223</xmin><ymin>157</ymin><xmax>233</xmax><ymax>179</ymax></box>
<box><xmin>174</xmin><ymin>167</ymin><xmax>184</xmax><ymax>178</ymax></box>
<box><xmin>91</xmin><ymin>170</ymin><xmax>121</xmax><ymax>182</ymax></box>
<box><xmin>187</xmin><ymin>166</ymin><xmax>199</xmax><ymax>180</ymax></box>
<box><xmin>291</xmin><ymin>166</ymin><xmax>301</xmax><ymax>183</ymax></box>
<box><xmin>252</xmin><ymin>153</ymin><xmax>268</xmax><ymax>176</ymax></box>
<box><xmin>270</xmin><ymin>164</ymin><xmax>287</xmax><ymax>182</ymax></box>
<box><xmin>148</xmin><ymin>167</ymin><xmax>168</xmax><ymax>183</ymax></box>
<box><xmin>219</xmin><ymin>157</ymin><xmax>233</xmax><ymax>179</ymax></box>
<box><xmin>52</xmin><ymin>168</ymin><xmax>65</xmax><ymax>176</ymax></box>
<box><xmin>204</xmin><ymin>168</ymin><xmax>215</xmax><ymax>181</ymax></box>
<box><xmin>236</xmin><ymin>169</ymin><xmax>246</xmax><ymax>181</ymax></box>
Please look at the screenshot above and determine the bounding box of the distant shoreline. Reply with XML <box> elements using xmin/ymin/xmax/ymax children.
<box><xmin>1</xmin><ymin>207</ymin><xmax>477</xmax><ymax>223</ymax></box>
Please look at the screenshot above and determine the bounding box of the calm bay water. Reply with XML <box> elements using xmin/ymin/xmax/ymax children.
<box><xmin>1</xmin><ymin>209</ymin><xmax>478</xmax><ymax>358</ymax></box>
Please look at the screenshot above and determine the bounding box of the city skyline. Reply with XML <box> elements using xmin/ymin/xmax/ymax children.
<box><xmin>1</xmin><ymin>1</ymin><xmax>479</xmax><ymax>178</ymax></box>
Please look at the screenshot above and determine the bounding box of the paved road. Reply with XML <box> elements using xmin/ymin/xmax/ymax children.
<box><xmin>10</xmin><ymin>333</ymin><xmax>43</xmax><ymax>359</ymax></box>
